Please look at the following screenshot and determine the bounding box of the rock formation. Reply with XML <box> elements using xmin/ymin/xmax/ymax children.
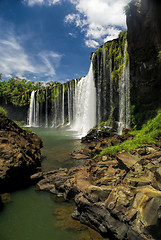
<box><xmin>127</xmin><ymin>0</ymin><xmax>161</xmax><ymax>127</ymax></box>
<box><xmin>34</xmin><ymin>133</ymin><xmax>161</xmax><ymax>240</ymax></box>
<box><xmin>0</xmin><ymin>114</ymin><xmax>42</xmax><ymax>192</ymax></box>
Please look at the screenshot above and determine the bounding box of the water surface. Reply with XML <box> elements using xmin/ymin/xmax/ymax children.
<box><xmin>0</xmin><ymin>128</ymin><xmax>109</xmax><ymax>240</ymax></box>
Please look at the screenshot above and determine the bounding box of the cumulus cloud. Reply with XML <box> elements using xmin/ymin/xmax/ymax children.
<box><xmin>65</xmin><ymin>0</ymin><xmax>130</xmax><ymax>48</ymax></box>
<box><xmin>65</xmin><ymin>14</ymin><xmax>87</xmax><ymax>28</ymax></box>
<box><xmin>0</xmin><ymin>19</ymin><xmax>62</xmax><ymax>80</ymax></box>
<box><xmin>23</xmin><ymin>0</ymin><xmax>62</xmax><ymax>6</ymax></box>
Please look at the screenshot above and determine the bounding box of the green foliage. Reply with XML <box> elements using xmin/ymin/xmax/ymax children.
<box><xmin>109</xmin><ymin>41</ymin><xmax>119</xmax><ymax>59</ymax></box>
<box><xmin>112</xmin><ymin>65</ymin><xmax>124</xmax><ymax>82</ymax></box>
<box><xmin>126</xmin><ymin>52</ymin><xmax>129</xmax><ymax>66</ymax></box>
<box><xmin>98</xmin><ymin>121</ymin><xmax>108</xmax><ymax>131</ymax></box>
<box><xmin>51</xmin><ymin>86</ymin><xmax>60</xmax><ymax>102</ymax></box>
<box><xmin>115</xmin><ymin>55</ymin><xmax>122</xmax><ymax>65</ymax></box>
<box><xmin>101</xmin><ymin>110</ymin><xmax>161</xmax><ymax>155</ymax></box>
<box><xmin>22</xmin><ymin>127</ymin><xmax>33</xmax><ymax>133</ymax></box>
<box><xmin>95</xmin><ymin>47</ymin><xmax>102</xmax><ymax>56</ymax></box>
<box><xmin>112</xmin><ymin>70</ymin><xmax>118</xmax><ymax>82</ymax></box>
<box><xmin>158</xmin><ymin>51</ymin><xmax>161</xmax><ymax>62</ymax></box>
<box><xmin>0</xmin><ymin>106</ymin><xmax>7</xmax><ymax>116</ymax></box>
<box><xmin>46</xmin><ymin>81</ymin><xmax>61</xmax><ymax>87</ymax></box>
<box><xmin>13</xmin><ymin>120</ymin><xmax>21</xmax><ymax>127</ymax></box>
<box><xmin>0</xmin><ymin>75</ymin><xmax>45</xmax><ymax>106</ymax></box>
<box><xmin>118</xmin><ymin>31</ymin><xmax>127</xmax><ymax>54</ymax></box>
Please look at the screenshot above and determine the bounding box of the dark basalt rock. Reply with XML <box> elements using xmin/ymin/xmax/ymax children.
<box><xmin>82</xmin><ymin>127</ymin><xmax>113</xmax><ymax>143</ymax></box>
<box><xmin>0</xmin><ymin>114</ymin><xmax>43</xmax><ymax>192</ymax></box>
<box><xmin>127</xmin><ymin>0</ymin><xmax>161</xmax><ymax>127</ymax></box>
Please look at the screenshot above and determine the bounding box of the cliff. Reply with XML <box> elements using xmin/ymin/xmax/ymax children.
<box><xmin>92</xmin><ymin>31</ymin><xmax>129</xmax><ymax>131</ymax></box>
<box><xmin>127</xmin><ymin>0</ymin><xmax>161</xmax><ymax>127</ymax></box>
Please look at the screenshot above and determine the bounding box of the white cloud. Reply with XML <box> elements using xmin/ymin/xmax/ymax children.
<box><xmin>65</xmin><ymin>14</ymin><xmax>87</xmax><ymax>28</ymax></box>
<box><xmin>0</xmin><ymin>37</ymin><xmax>35</xmax><ymax>76</ymax></box>
<box><xmin>85</xmin><ymin>39</ymin><xmax>99</xmax><ymax>48</ymax></box>
<box><xmin>23</xmin><ymin>0</ymin><xmax>62</xmax><ymax>6</ymax></box>
<box><xmin>103</xmin><ymin>27</ymin><xmax>121</xmax><ymax>42</ymax></box>
<box><xmin>0</xmin><ymin>19</ymin><xmax>62</xmax><ymax>80</ymax></box>
<box><xmin>65</xmin><ymin>0</ymin><xmax>130</xmax><ymax>48</ymax></box>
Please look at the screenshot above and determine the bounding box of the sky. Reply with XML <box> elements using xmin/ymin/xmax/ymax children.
<box><xmin>0</xmin><ymin>0</ymin><xmax>130</xmax><ymax>83</ymax></box>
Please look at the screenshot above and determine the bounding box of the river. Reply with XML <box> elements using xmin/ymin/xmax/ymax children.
<box><xmin>0</xmin><ymin>128</ymin><xmax>109</xmax><ymax>240</ymax></box>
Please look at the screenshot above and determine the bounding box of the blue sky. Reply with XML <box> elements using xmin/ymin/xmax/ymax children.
<box><xmin>0</xmin><ymin>0</ymin><xmax>129</xmax><ymax>83</ymax></box>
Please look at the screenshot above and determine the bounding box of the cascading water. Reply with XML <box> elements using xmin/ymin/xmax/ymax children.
<box><xmin>27</xmin><ymin>34</ymin><xmax>130</xmax><ymax>138</ymax></box>
<box><xmin>118</xmin><ymin>41</ymin><xmax>130</xmax><ymax>135</ymax></box>
<box><xmin>28</xmin><ymin>90</ymin><xmax>35</xmax><ymax>127</ymax></box>
<box><xmin>62</xmin><ymin>85</ymin><xmax>64</xmax><ymax>125</ymax></box>
<box><xmin>35</xmin><ymin>90</ymin><xmax>39</xmax><ymax>126</ymax></box>
<box><xmin>71</xmin><ymin>58</ymin><xmax>96</xmax><ymax>138</ymax></box>
<box><xmin>45</xmin><ymin>89</ymin><xmax>48</xmax><ymax>128</ymax></box>
<box><xmin>67</xmin><ymin>82</ymin><xmax>71</xmax><ymax>125</ymax></box>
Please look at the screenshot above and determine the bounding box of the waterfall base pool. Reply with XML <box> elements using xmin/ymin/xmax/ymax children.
<box><xmin>0</xmin><ymin>128</ymin><xmax>110</xmax><ymax>240</ymax></box>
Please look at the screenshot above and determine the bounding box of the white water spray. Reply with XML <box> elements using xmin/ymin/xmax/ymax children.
<box><xmin>28</xmin><ymin>91</ymin><xmax>35</xmax><ymax>127</ymax></box>
<box><xmin>72</xmin><ymin>58</ymin><xmax>96</xmax><ymax>137</ymax></box>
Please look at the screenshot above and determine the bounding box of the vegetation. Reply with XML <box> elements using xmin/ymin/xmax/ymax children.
<box><xmin>93</xmin><ymin>31</ymin><xmax>128</xmax><ymax>86</ymax></box>
<box><xmin>46</xmin><ymin>81</ymin><xmax>61</xmax><ymax>87</ymax></box>
<box><xmin>0</xmin><ymin>76</ymin><xmax>45</xmax><ymax>106</ymax></box>
<box><xmin>0</xmin><ymin>75</ymin><xmax>68</xmax><ymax>107</ymax></box>
<box><xmin>158</xmin><ymin>51</ymin><xmax>161</xmax><ymax>62</ymax></box>
<box><xmin>101</xmin><ymin>109</ymin><xmax>161</xmax><ymax>155</ymax></box>
<box><xmin>0</xmin><ymin>106</ymin><xmax>7</xmax><ymax>116</ymax></box>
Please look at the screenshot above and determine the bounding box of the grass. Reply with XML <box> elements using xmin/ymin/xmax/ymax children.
<box><xmin>101</xmin><ymin>109</ymin><xmax>161</xmax><ymax>155</ymax></box>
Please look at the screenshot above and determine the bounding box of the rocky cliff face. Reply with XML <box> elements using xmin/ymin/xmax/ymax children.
<box><xmin>92</xmin><ymin>31</ymin><xmax>129</xmax><ymax>128</ymax></box>
<box><xmin>127</xmin><ymin>0</ymin><xmax>161</xmax><ymax>127</ymax></box>
<box><xmin>0</xmin><ymin>114</ymin><xmax>42</xmax><ymax>192</ymax></box>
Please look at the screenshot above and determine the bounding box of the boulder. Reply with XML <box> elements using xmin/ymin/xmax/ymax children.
<box><xmin>0</xmin><ymin>114</ymin><xmax>42</xmax><ymax>192</ymax></box>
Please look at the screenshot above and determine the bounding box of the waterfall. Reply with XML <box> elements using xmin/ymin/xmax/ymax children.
<box><xmin>27</xmin><ymin>36</ymin><xmax>130</xmax><ymax>138</ymax></box>
<box><xmin>118</xmin><ymin>41</ymin><xmax>130</xmax><ymax>134</ymax></box>
<box><xmin>62</xmin><ymin>85</ymin><xmax>64</xmax><ymax>125</ymax></box>
<box><xmin>67</xmin><ymin>82</ymin><xmax>71</xmax><ymax>125</ymax></box>
<box><xmin>72</xmin><ymin>58</ymin><xmax>96</xmax><ymax>137</ymax></box>
<box><xmin>45</xmin><ymin>89</ymin><xmax>48</xmax><ymax>128</ymax></box>
<box><xmin>35</xmin><ymin>90</ymin><xmax>39</xmax><ymax>126</ymax></box>
<box><xmin>28</xmin><ymin>91</ymin><xmax>35</xmax><ymax>127</ymax></box>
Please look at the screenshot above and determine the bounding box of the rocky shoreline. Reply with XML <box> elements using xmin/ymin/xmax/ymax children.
<box><xmin>0</xmin><ymin>114</ymin><xmax>42</xmax><ymax>193</ymax></box>
<box><xmin>33</xmin><ymin>130</ymin><xmax>161</xmax><ymax>240</ymax></box>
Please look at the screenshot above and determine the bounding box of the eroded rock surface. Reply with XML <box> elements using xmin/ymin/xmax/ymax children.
<box><xmin>35</xmin><ymin>132</ymin><xmax>161</xmax><ymax>240</ymax></box>
<box><xmin>0</xmin><ymin>114</ymin><xmax>42</xmax><ymax>192</ymax></box>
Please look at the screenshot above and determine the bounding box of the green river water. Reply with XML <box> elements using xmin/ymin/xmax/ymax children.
<box><xmin>0</xmin><ymin>128</ymin><xmax>110</xmax><ymax>240</ymax></box>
